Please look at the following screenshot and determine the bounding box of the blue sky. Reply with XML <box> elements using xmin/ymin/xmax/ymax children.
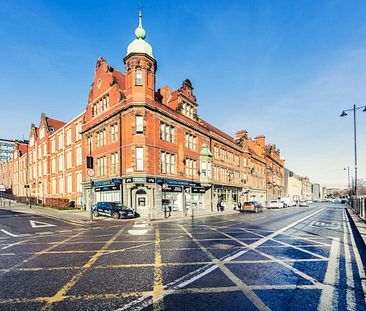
<box><xmin>1</xmin><ymin>0</ymin><xmax>366</xmax><ymax>188</ymax></box>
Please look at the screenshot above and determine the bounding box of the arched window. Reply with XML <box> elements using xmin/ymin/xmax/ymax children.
<box><xmin>135</xmin><ymin>68</ymin><xmax>142</xmax><ymax>85</ymax></box>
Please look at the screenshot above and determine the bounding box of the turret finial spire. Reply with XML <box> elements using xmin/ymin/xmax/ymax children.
<box><xmin>135</xmin><ymin>8</ymin><xmax>146</xmax><ymax>39</ymax></box>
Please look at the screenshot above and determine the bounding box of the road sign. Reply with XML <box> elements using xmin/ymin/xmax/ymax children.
<box><xmin>87</xmin><ymin>168</ymin><xmax>95</xmax><ymax>177</ymax></box>
<box><xmin>0</xmin><ymin>185</ymin><xmax>6</xmax><ymax>192</ymax></box>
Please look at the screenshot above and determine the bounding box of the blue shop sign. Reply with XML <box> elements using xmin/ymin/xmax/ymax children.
<box><xmin>94</xmin><ymin>180</ymin><xmax>113</xmax><ymax>187</ymax></box>
<box><xmin>112</xmin><ymin>178</ymin><xmax>122</xmax><ymax>184</ymax></box>
<box><xmin>156</xmin><ymin>178</ymin><xmax>198</xmax><ymax>187</ymax></box>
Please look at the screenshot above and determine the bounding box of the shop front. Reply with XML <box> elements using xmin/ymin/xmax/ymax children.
<box><xmin>81</xmin><ymin>178</ymin><xmax>123</xmax><ymax>211</ymax></box>
<box><xmin>93</xmin><ymin>179</ymin><xmax>122</xmax><ymax>203</ymax></box>
<box><xmin>156</xmin><ymin>178</ymin><xmax>207</xmax><ymax>217</ymax></box>
<box><xmin>213</xmin><ymin>185</ymin><xmax>242</xmax><ymax>211</ymax></box>
<box><xmin>247</xmin><ymin>188</ymin><xmax>266</xmax><ymax>205</ymax></box>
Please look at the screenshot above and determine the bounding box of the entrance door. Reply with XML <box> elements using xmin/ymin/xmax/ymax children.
<box><xmin>135</xmin><ymin>189</ymin><xmax>148</xmax><ymax>217</ymax></box>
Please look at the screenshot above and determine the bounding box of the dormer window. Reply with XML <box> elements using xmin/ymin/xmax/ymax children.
<box><xmin>135</xmin><ymin>69</ymin><xmax>142</xmax><ymax>85</ymax></box>
<box><xmin>181</xmin><ymin>101</ymin><xmax>195</xmax><ymax>119</ymax></box>
<box><xmin>91</xmin><ymin>94</ymin><xmax>110</xmax><ymax>118</ymax></box>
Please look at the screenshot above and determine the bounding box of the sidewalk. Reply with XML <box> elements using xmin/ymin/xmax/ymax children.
<box><xmin>346</xmin><ymin>207</ymin><xmax>366</xmax><ymax>248</ymax></box>
<box><xmin>0</xmin><ymin>201</ymin><xmax>242</xmax><ymax>225</ymax></box>
<box><xmin>0</xmin><ymin>202</ymin><xmax>92</xmax><ymax>225</ymax></box>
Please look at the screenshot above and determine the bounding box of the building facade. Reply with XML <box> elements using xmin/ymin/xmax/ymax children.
<box><xmin>285</xmin><ymin>169</ymin><xmax>302</xmax><ymax>202</ymax></box>
<box><xmin>312</xmin><ymin>183</ymin><xmax>321</xmax><ymax>201</ymax></box>
<box><xmin>300</xmin><ymin>176</ymin><xmax>312</xmax><ymax>201</ymax></box>
<box><xmin>265</xmin><ymin>144</ymin><xmax>285</xmax><ymax>201</ymax></box>
<box><xmin>245</xmin><ymin>135</ymin><xmax>267</xmax><ymax>204</ymax></box>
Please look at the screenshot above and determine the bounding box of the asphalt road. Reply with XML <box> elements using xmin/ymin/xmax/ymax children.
<box><xmin>0</xmin><ymin>203</ymin><xmax>365</xmax><ymax>311</ymax></box>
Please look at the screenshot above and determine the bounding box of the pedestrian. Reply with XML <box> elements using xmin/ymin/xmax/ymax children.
<box><xmin>217</xmin><ymin>200</ymin><xmax>221</xmax><ymax>212</ymax></box>
<box><xmin>220</xmin><ymin>201</ymin><xmax>225</xmax><ymax>212</ymax></box>
<box><xmin>237</xmin><ymin>202</ymin><xmax>242</xmax><ymax>211</ymax></box>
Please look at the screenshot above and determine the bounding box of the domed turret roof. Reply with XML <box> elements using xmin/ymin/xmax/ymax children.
<box><xmin>126</xmin><ymin>10</ymin><xmax>154</xmax><ymax>59</ymax></box>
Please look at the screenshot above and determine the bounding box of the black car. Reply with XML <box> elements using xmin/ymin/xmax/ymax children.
<box><xmin>93</xmin><ymin>202</ymin><xmax>137</xmax><ymax>219</ymax></box>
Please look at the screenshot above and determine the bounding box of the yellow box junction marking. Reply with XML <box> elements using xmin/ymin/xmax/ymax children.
<box><xmin>41</xmin><ymin>227</ymin><xmax>125</xmax><ymax>310</ymax></box>
<box><xmin>153</xmin><ymin>228</ymin><xmax>164</xmax><ymax>311</ymax></box>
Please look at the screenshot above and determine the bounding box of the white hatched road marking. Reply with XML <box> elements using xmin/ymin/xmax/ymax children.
<box><xmin>317</xmin><ymin>237</ymin><xmax>340</xmax><ymax>310</ymax></box>
<box><xmin>115</xmin><ymin>208</ymin><xmax>326</xmax><ymax>311</ymax></box>
<box><xmin>343</xmin><ymin>210</ymin><xmax>356</xmax><ymax>310</ymax></box>
<box><xmin>345</xmin><ymin>209</ymin><xmax>366</xmax><ymax>305</ymax></box>
<box><xmin>29</xmin><ymin>220</ymin><xmax>56</xmax><ymax>228</ymax></box>
<box><xmin>1</xmin><ymin>229</ymin><xmax>18</xmax><ymax>237</ymax></box>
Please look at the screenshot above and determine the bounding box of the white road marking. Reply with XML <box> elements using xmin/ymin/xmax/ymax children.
<box><xmin>128</xmin><ymin>222</ymin><xmax>150</xmax><ymax>235</ymax></box>
<box><xmin>179</xmin><ymin>225</ymin><xmax>271</xmax><ymax>311</ymax></box>
<box><xmin>343</xmin><ymin>210</ymin><xmax>356</xmax><ymax>310</ymax></box>
<box><xmin>318</xmin><ymin>237</ymin><xmax>340</xmax><ymax>310</ymax></box>
<box><xmin>1</xmin><ymin>240</ymin><xmax>25</xmax><ymax>250</ymax></box>
<box><xmin>1</xmin><ymin>229</ymin><xmax>18</xmax><ymax>237</ymax></box>
<box><xmin>345</xmin><ymin>209</ymin><xmax>366</xmax><ymax>305</ymax></box>
<box><xmin>238</xmin><ymin>227</ymin><xmax>328</xmax><ymax>260</ymax></box>
<box><xmin>29</xmin><ymin>220</ymin><xmax>56</xmax><ymax>228</ymax></box>
<box><xmin>116</xmin><ymin>207</ymin><xmax>326</xmax><ymax>311</ymax></box>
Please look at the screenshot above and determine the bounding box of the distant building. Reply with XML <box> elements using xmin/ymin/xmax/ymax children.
<box><xmin>0</xmin><ymin>139</ymin><xmax>16</xmax><ymax>163</ymax></box>
<box><xmin>312</xmin><ymin>183</ymin><xmax>321</xmax><ymax>201</ymax></box>
<box><xmin>300</xmin><ymin>176</ymin><xmax>312</xmax><ymax>201</ymax></box>
<box><xmin>284</xmin><ymin>169</ymin><xmax>301</xmax><ymax>202</ymax></box>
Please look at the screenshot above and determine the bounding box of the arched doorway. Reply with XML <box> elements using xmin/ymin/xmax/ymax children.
<box><xmin>135</xmin><ymin>189</ymin><xmax>147</xmax><ymax>217</ymax></box>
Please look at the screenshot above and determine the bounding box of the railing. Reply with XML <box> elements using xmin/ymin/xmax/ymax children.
<box><xmin>351</xmin><ymin>196</ymin><xmax>366</xmax><ymax>220</ymax></box>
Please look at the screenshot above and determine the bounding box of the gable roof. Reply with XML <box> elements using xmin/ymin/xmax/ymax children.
<box><xmin>46</xmin><ymin>118</ymin><xmax>66</xmax><ymax>131</ymax></box>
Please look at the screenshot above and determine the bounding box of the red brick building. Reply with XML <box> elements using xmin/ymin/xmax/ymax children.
<box><xmin>80</xmin><ymin>12</ymin><xmax>244</xmax><ymax>218</ymax></box>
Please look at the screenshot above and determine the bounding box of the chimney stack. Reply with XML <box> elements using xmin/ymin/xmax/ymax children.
<box><xmin>255</xmin><ymin>135</ymin><xmax>265</xmax><ymax>147</ymax></box>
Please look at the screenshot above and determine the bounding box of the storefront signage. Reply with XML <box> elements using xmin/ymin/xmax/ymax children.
<box><xmin>95</xmin><ymin>185</ymin><xmax>120</xmax><ymax>192</ymax></box>
<box><xmin>192</xmin><ymin>187</ymin><xmax>205</xmax><ymax>194</ymax></box>
<box><xmin>156</xmin><ymin>178</ymin><xmax>198</xmax><ymax>187</ymax></box>
<box><xmin>112</xmin><ymin>179</ymin><xmax>122</xmax><ymax>184</ymax></box>
<box><xmin>93</xmin><ymin>180</ymin><xmax>113</xmax><ymax>187</ymax></box>
<box><xmin>163</xmin><ymin>186</ymin><xmax>182</xmax><ymax>192</ymax></box>
<box><xmin>125</xmin><ymin>177</ymin><xmax>156</xmax><ymax>183</ymax></box>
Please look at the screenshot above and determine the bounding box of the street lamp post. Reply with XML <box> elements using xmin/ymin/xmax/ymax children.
<box><xmin>340</xmin><ymin>104</ymin><xmax>366</xmax><ymax>210</ymax></box>
<box><xmin>344</xmin><ymin>166</ymin><xmax>350</xmax><ymax>193</ymax></box>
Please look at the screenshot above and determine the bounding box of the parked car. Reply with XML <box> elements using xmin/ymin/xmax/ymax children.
<box><xmin>306</xmin><ymin>200</ymin><xmax>313</xmax><ymax>204</ymax></box>
<box><xmin>93</xmin><ymin>202</ymin><xmax>137</xmax><ymax>219</ymax></box>
<box><xmin>241</xmin><ymin>201</ymin><xmax>264</xmax><ymax>213</ymax></box>
<box><xmin>299</xmin><ymin>201</ymin><xmax>309</xmax><ymax>207</ymax></box>
<box><xmin>268</xmin><ymin>200</ymin><xmax>284</xmax><ymax>209</ymax></box>
<box><xmin>280</xmin><ymin>197</ymin><xmax>296</xmax><ymax>207</ymax></box>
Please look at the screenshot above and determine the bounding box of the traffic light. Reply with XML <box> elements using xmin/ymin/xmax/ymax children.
<box><xmin>86</xmin><ymin>156</ymin><xmax>93</xmax><ymax>169</ymax></box>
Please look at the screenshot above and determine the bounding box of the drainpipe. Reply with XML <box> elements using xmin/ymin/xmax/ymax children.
<box><xmin>119</xmin><ymin>112</ymin><xmax>124</xmax><ymax>204</ymax></box>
